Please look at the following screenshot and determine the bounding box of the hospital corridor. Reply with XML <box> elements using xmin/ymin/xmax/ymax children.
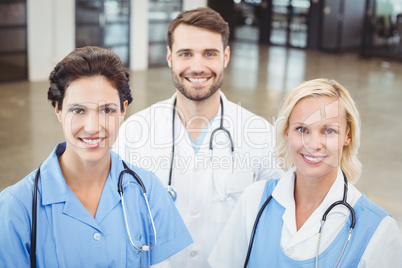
<box><xmin>1</xmin><ymin>43</ymin><xmax>402</xmax><ymax>233</ymax></box>
<box><xmin>1</xmin><ymin>1</ymin><xmax>402</xmax><ymax>265</ymax></box>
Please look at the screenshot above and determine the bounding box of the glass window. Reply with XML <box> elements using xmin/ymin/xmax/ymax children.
<box><xmin>362</xmin><ymin>0</ymin><xmax>402</xmax><ymax>60</ymax></box>
<box><xmin>0</xmin><ymin>2</ymin><xmax>26</xmax><ymax>26</ymax></box>
<box><xmin>76</xmin><ymin>1</ymin><xmax>102</xmax><ymax>24</ymax></box>
<box><xmin>76</xmin><ymin>26</ymin><xmax>100</xmax><ymax>47</ymax></box>
<box><xmin>0</xmin><ymin>54</ymin><xmax>27</xmax><ymax>81</ymax></box>
<box><xmin>0</xmin><ymin>0</ymin><xmax>27</xmax><ymax>82</ymax></box>
<box><xmin>76</xmin><ymin>0</ymin><xmax>131</xmax><ymax>67</ymax></box>
<box><xmin>0</xmin><ymin>28</ymin><xmax>26</xmax><ymax>51</ymax></box>
<box><xmin>148</xmin><ymin>0</ymin><xmax>182</xmax><ymax>67</ymax></box>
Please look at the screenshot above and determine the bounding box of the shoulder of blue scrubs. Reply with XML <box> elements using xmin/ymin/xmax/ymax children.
<box><xmin>0</xmin><ymin>142</ymin><xmax>65</xmax><ymax>267</ymax></box>
<box><xmin>110</xmin><ymin>150</ymin><xmax>193</xmax><ymax>265</ymax></box>
<box><xmin>0</xmin><ymin>142</ymin><xmax>64</xmax><ymax>211</ymax></box>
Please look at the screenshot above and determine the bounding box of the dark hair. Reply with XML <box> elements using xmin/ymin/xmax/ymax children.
<box><xmin>167</xmin><ymin>7</ymin><xmax>230</xmax><ymax>49</ymax></box>
<box><xmin>48</xmin><ymin>46</ymin><xmax>133</xmax><ymax>111</ymax></box>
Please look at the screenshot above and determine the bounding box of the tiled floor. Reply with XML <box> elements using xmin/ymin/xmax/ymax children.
<box><xmin>1</xmin><ymin>43</ymin><xmax>401</xmax><ymax>231</ymax></box>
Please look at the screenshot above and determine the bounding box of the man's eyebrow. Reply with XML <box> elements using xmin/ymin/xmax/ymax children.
<box><xmin>204</xmin><ymin>48</ymin><xmax>220</xmax><ymax>53</ymax></box>
<box><xmin>67</xmin><ymin>104</ymin><xmax>86</xmax><ymax>108</ymax></box>
<box><xmin>176</xmin><ymin>49</ymin><xmax>192</xmax><ymax>54</ymax></box>
<box><xmin>99</xmin><ymin>103</ymin><xmax>119</xmax><ymax>109</ymax></box>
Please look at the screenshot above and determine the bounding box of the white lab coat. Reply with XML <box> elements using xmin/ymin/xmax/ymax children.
<box><xmin>208</xmin><ymin>168</ymin><xmax>402</xmax><ymax>267</ymax></box>
<box><xmin>114</xmin><ymin>92</ymin><xmax>283</xmax><ymax>268</ymax></box>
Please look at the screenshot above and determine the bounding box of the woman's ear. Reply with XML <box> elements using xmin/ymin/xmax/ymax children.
<box><xmin>119</xmin><ymin>100</ymin><xmax>128</xmax><ymax>125</ymax></box>
<box><xmin>55</xmin><ymin>102</ymin><xmax>62</xmax><ymax>123</ymax></box>
<box><xmin>122</xmin><ymin>100</ymin><xmax>128</xmax><ymax>116</ymax></box>
<box><xmin>344</xmin><ymin>128</ymin><xmax>351</xmax><ymax>146</ymax></box>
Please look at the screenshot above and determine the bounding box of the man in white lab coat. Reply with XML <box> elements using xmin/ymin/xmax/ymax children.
<box><xmin>114</xmin><ymin>7</ymin><xmax>282</xmax><ymax>268</ymax></box>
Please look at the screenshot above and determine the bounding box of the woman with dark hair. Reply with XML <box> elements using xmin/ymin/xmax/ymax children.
<box><xmin>0</xmin><ymin>46</ymin><xmax>192</xmax><ymax>267</ymax></box>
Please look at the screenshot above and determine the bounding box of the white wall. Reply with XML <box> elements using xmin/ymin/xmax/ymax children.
<box><xmin>130</xmin><ymin>0</ymin><xmax>148</xmax><ymax>71</ymax></box>
<box><xmin>183</xmin><ymin>0</ymin><xmax>208</xmax><ymax>10</ymax></box>
<box><xmin>27</xmin><ymin>0</ymin><xmax>75</xmax><ymax>81</ymax></box>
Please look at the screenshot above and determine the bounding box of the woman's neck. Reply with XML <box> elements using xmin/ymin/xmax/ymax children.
<box><xmin>59</xmin><ymin>152</ymin><xmax>110</xmax><ymax>188</ymax></box>
<box><xmin>58</xmin><ymin>148</ymin><xmax>111</xmax><ymax>218</ymax></box>
<box><xmin>293</xmin><ymin>169</ymin><xmax>338</xmax><ymax>230</ymax></box>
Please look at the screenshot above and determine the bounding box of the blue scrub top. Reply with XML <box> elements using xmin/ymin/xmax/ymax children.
<box><xmin>0</xmin><ymin>142</ymin><xmax>192</xmax><ymax>267</ymax></box>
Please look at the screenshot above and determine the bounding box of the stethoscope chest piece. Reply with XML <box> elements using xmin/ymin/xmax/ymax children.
<box><xmin>167</xmin><ymin>186</ymin><xmax>177</xmax><ymax>202</ymax></box>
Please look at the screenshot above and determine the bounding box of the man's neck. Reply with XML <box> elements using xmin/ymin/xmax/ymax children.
<box><xmin>175</xmin><ymin>90</ymin><xmax>221</xmax><ymax>140</ymax></box>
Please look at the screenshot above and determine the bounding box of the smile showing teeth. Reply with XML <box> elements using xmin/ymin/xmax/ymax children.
<box><xmin>303</xmin><ymin>155</ymin><xmax>324</xmax><ymax>162</ymax></box>
<box><xmin>81</xmin><ymin>138</ymin><xmax>103</xmax><ymax>145</ymax></box>
<box><xmin>187</xmin><ymin>77</ymin><xmax>208</xmax><ymax>83</ymax></box>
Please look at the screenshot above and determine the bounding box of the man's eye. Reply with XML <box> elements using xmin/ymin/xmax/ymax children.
<box><xmin>72</xmin><ymin>108</ymin><xmax>84</xmax><ymax>114</ymax></box>
<box><xmin>103</xmin><ymin>107</ymin><xmax>115</xmax><ymax>114</ymax></box>
<box><xmin>180</xmin><ymin>53</ymin><xmax>191</xmax><ymax>57</ymax></box>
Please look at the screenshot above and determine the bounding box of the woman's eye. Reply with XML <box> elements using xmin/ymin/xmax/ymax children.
<box><xmin>72</xmin><ymin>108</ymin><xmax>84</xmax><ymax>114</ymax></box>
<box><xmin>325</xmin><ymin>129</ymin><xmax>337</xmax><ymax>135</ymax></box>
<box><xmin>296</xmin><ymin>127</ymin><xmax>307</xmax><ymax>134</ymax></box>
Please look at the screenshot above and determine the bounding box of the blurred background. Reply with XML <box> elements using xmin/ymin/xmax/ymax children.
<box><xmin>1</xmin><ymin>0</ymin><xmax>401</xmax><ymax>232</ymax></box>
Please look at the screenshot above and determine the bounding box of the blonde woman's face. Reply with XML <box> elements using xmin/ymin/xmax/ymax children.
<box><xmin>286</xmin><ymin>96</ymin><xmax>350</xmax><ymax>181</ymax></box>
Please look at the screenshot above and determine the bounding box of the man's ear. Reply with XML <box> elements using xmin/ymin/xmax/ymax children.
<box><xmin>223</xmin><ymin>46</ymin><xmax>230</xmax><ymax>68</ymax></box>
<box><xmin>166</xmin><ymin>46</ymin><xmax>172</xmax><ymax>68</ymax></box>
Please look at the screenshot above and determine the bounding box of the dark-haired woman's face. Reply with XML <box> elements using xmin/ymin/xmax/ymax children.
<box><xmin>55</xmin><ymin>76</ymin><xmax>127</xmax><ymax>163</ymax></box>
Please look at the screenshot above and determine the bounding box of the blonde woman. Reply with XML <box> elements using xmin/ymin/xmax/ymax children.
<box><xmin>208</xmin><ymin>79</ymin><xmax>402</xmax><ymax>267</ymax></box>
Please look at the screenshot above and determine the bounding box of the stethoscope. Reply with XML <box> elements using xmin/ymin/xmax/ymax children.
<box><xmin>243</xmin><ymin>171</ymin><xmax>356</xmax><ymax>268</ymax></box>
<box><xmin>167</xmin><ymin>96</ymin><xmax>234</xmax><ymax>202</ymax></box>
<box><xmin>30</xmin><ymin>161</ymin><xmax>157</xmax><ymax>268</ymax></box>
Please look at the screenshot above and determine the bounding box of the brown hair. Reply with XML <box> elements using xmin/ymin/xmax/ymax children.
<box><xmin>167</xmin><ymin>7</ymin><xmax>230</xmax><ymax>49</ymax></box>
<box><xmin>48</xmin><ymin>46</ymin><xmax>132</xmax><ymax>111</ymax></box>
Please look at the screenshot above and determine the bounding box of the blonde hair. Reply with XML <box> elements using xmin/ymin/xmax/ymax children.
<box><xmin>275</xmin><ymin>78</ymin><xmax>362</xmax><ymax>183</ymax></box>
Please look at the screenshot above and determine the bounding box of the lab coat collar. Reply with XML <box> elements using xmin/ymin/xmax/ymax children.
<box><xmin>272</xmin><ymin>167</ymin><xmax>347</xmax><ymax>247</ymax></box>
<box><xmin>40</xmin><ymin>142</ymin><xmax>123</xmax><ymax>226</ymax></box>
<box><xmin>165</xmin><ymin>91</ymin><xmax>228</xmax><ymax>155</ymax></box>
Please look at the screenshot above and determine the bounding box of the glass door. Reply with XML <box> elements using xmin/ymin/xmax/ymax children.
<box><xmin>148</xmin><ymin>0</ymin><xmax>182</xmax><ymax>67</ymax></box>
<box><xmin>0</xmin><ymin>0</ymin><xmax>27</xmax><ymax>82</ymax></box>
<box><xmin>76</xmin><ymin>0</ymin><xmax>130</xmax><ymax>67</ymax></box>
<box><xmin>361</xmin><ymin>0</ymin><xmax>402</xmax><ymax>60</ymax></box>
<box><xmin>270</xmin><ymin>0</ymin><xmax>309</xmax><ymax>48</ymax></box>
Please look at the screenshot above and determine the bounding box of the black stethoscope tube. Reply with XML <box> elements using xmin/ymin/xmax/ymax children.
<box><xmin>31</xmin><ymin>165</ymin><xmax>40</xmax><ymax>268</ymax></box>
<box><xmin>118</xmin><ymin>161</ymin><xmax>146</xmax><ymax>195</ymax></box>
<box><xmin>30</xmin><ymin>161</ymin><xmax>150</xmax><ymax>267</ymax></box>
<box><xmin>243</xmin><ymin>171</ymin><xmax>356</xmax><ymax>268</ymax></box>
